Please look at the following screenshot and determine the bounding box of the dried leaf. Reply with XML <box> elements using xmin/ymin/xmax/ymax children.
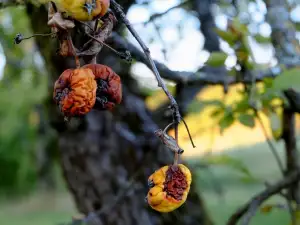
<box><xmin>77</xmin><ymin>13</ymin><xmax>116</xmax><ymax>58</ymax></box>
<box><xmin>47</xmin><ymin>12</ymin><xmax>75</xmax><ymax>30</ymax></box>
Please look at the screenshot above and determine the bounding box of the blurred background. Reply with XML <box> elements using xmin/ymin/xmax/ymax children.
<box><xmin>1</xmin><ymin>0</ymin><xmax>300</xmax><ymax>224</ymax></box>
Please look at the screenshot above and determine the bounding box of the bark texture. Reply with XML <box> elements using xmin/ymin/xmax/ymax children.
<box><xmin>26</xmin><ymin>2</ymin><xmax>212</xmax><ymax>225</ymax></box>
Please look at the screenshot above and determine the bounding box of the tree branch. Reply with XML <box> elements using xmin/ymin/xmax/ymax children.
<box><xmin>110</xmin><ymin>0</ymin><xmax>181</xmax><ymax>125</ymax></box>
<box><xmin>266</xmin><ymin>0</ymin><xmax>300</xmax><ymax>218</ymax></box>
<box><xmin>142</xmin><ymin>0</ymin><xmax>191</xmax><ymax>25</ymax></box>
<box><xmin>254</xmin><ymin>110</ymin><xmax>285</xmax><ymax>174</ymax></box>
<box><xmin>109</xmin><ymin>32</ymin><xmax>282</xmax><ymax>85</ymax></box>
<box><xmin>227</xmin><ymin>170</ymin><xmax>300</xmax><ymax>225</ymax></box>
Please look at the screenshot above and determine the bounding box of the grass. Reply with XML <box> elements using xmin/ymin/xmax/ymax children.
<box><xmin>0</xmin><ymin>191</ymin><xmax>76</xmax><ymax>225</ymax></box>
<box><xmin>191</xmin><ymin>139</ymin><xmax>295</xmax><ymax>225</ymax></box>
<box><xmin>0</xmin><ymin>139</ymin><xmax>295</xmax><ymax>225</ymax></box>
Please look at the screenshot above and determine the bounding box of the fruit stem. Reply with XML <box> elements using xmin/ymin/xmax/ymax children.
<box><xmin>67</xmin><ymin>32</ymin><xmax>81</xmax><ymax>68</ymax></box>
<box><xmin>173</xmin><ymin>122</ymin><xmax>179</xmax><ymax>165</ymax></box>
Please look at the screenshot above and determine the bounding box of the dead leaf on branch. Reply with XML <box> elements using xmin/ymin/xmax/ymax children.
<box><xmin>77</xmin><ymin>12</ymin><xmax>117</xmax><ymax>57</ymax></box>
<box><xmin>48</xmin><ymin>12</ymin><xmax>75</xmax><ymax>30</ymax></box>
<box><xmin>47</xmin><ymin>3</ymin><xmax>75</xmax><ymax>31</ymax></box>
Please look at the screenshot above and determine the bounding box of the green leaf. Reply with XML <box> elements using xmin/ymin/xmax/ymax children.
<box><xmin>211</xmin><ymin>108</ymin><xmax>224</xmax><ymax>118</ymax></box>
<box><xmin>237</xmin><ymin>114</ymin><xmax>255</xmax><ymax>128</ymax></box>
<box><xmin>202</xmin><ymin>100</ymin><xmax>225</xmax><ymax>107</ymax></box>
<box><xmin>214</xmin><ymin>28</ymin><xmax>238</xmax><ymax>46</ymax></box>
<box><xmin>187</xmin><ymin>99</ymin><xmax>224</xmax><ymax>114</ymax></box>
<box><xmin>230</xmin><ymin>18</ymin><xmax>249</xmax><ymax>35</ymax></box>
<box><xmin>234</xmin><ymin>98</ymin><xmax>251</xmax><ymax>113</ymax></box>
<box><xmin>219</xmin><ymin>113</ymin><xmax>234</xmax><ymax>134</ymax></box>
<box><xmin>201</xmin><ymin>155</ymin><xmax>253</xmax><ymax>178</ymax></box>
<box><xmin>272</xmin><ymin>68</ymin><xmax>300</xmax><ymax>92</ymax></box>
<box><xmin>206</xmin><ymin>52</ymin><xmax>228</xmax><ymax>67</ymax></box>
<box><xmin>254</xmin><ymin>34</ymin><xmax>271</xmax><ymax>43</ymax></box>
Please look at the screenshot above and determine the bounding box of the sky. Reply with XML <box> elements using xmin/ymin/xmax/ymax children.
<box><xmin>0</xmin><ymin>0</ymin><xmax>300</xmax><ymax>86</ymax></box>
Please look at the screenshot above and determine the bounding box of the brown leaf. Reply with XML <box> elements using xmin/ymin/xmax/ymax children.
<box><xmin>77</xmin><ymin>12</ymin><xmax>117</xmax><ymax>58</ymax></box>
<box><xmin>58</xmin><ymin>39</ymin><xmax>74</xmax><ymax>57</ymax></box>
<box><xmin>47</xmin><ymin>12</ymin><xmax>75</xmax><ymax>30</ymax></box>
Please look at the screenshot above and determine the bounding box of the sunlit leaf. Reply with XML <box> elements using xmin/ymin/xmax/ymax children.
<box><xmin>237</xmin><ymin>114</ymin><xmax>255</xmax><ymax>128</ymax></box>
<box><xmin>219</xmin><ymin>113</ymin><xmax>234</xmax><ymax>134</ymax></box>
<box><xmin>230</xmin><ymin>18</ymin><xmax>249</xmax><ymax>35</ymax></box>
<box><xmin>206</xmin><ymin>52</ymin><xmax>228</xmax><ymax>67</ymax></box>
<box><xmin>214</xmin><ymin>28</ymin><xmax>238</xmax><ymax>46</ymax></box>
<box><xmin>254</xmin><ymin>34</ymin><xmax>271</xmax><ymax>43</ymax></box>
<box><xmin>234</xmin><ymin>98</ymin><xmax>251</xmax><ymax>113</ymax></box>
<box><xmin>211</xmin><ymin>108</ymin><xmax>224</xmax><ymax>118</ymax></box>
<box><xmin>272</xmin><ymin>68</ymin><xmax>300</xmax><ymax>92</ymax></box>
<box><xmin>236</xmin><ymin>50</ymin><xmax>249</xmax><ymax>62</ymax></box>
<box><xmin>187</xmin><ymin>99</ymin><xmax>224</xmax><ymax>114</ymax></box>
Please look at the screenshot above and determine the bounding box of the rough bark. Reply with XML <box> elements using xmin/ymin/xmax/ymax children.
<box><xmin>25</xmin><ymin>2</ymin><xmax>212</xmax><ymax>225</ymax></box>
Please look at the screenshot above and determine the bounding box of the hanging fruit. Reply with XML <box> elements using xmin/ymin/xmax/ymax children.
<box><xmin>146</xmin><ymin>164</ymin><xmax>192</xmax><ymax>213</ymax></box>
<box><xmin>53</xmin><ymin>67</ymin><xmax>97</xmax><ymax>117</ymax></box>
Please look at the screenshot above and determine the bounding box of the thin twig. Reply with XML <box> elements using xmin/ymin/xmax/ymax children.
<box><xmin>163</xmin><ymin>122</ymin><xmax>175</xmax><ymax>133</ymax></box>
<box><xmin>254</xmin><ymin>110</ymin><xmax>285</xmax><ymax>175</ymax></box>
<box><xmin>110</xmin><ymin>32</ymin><xmax>282</xmax><ymax>85</ymax></box>
<box><xmin>227</xmin><ymin>170</ymin><xmax>300</xmax><ymax>225</ymax></box>
<box><xmin>14</xmin><ymin>32</ymin><xmax>57</xmax><ymax>44</ymax></box>
<box><xmin>85</xmin><ymin>32</ymin><xmax>131</xmax><ymax>61</ymax></box>
<box><xmin>151</xmin><ymin>20</ymin><xmax>167</xmax><ymax>60</ymax></box>
<box><xmin>162</xmin><ymin>118</ymin><xmax>195</xmax><ymax>148</ymax></box>
<box><xmin>110</xmin><ymin>0</ymin><xmax>181</xmax><ymax>124</ymax></box>
<box><xmin>181</xmin><ymin>116</ymin><xmax>196</xmax><ymax>148</ymax></box>
<box><xmin>264</xmin><ymin>181</ymin><xmax>289</xmax><ymax>199</ymax></box>
<box><xmin>264</xmin><ymin>180</ymin><xmax>295</xmax><ymax>224</ymax></box>
<box><xmin>174</xmin><ymin>121</ymin><xmax>179</xmax><ymax>165</ymax></box>
<box><xmin>247</xmin><ymin>44</ymin><xmax>284</xmax><ymax>174</ymax></box>
<box><xmin>142</xmin><ymin>0</ymin><xmax>190</xmax><ymax>25</ymax></box>
<box><xmin>246</xmin><ymin>34</ymin><xmax>296</xmax><ymax>224</ymax></box>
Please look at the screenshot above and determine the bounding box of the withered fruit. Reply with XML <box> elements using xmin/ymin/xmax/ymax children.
<box><xmin>53</xmin><ymin>67</ymin><xmax>97</xmax><ymax>117</ymax></box>
<box><xmin>82</xmin><ymin>64</ymin><xmax>122</xmax><ymax>111</ymax></box>
<box><xmin>146</xmin><ymin>164</ymin><xmax>192</xmax><ymax>213</ymax></box>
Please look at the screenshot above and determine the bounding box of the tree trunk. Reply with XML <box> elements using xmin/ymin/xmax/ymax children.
<box><xmin>26</xmin><ymin>3</ymin><xmax>212</xmax><ymax>225</ymax></box>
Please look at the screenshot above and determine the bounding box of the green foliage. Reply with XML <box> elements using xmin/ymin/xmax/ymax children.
<box><xmin>214</xmin><ymin>28</ymin><xmax>238</xmax><ymax>46</ymax></box>
<box><xmin>218</xmin><ymin>106</ymin><xmax>235</xmax><ymax>133</ymax></box>
<box><xmin>187</xmin><ymin>99</ymin><xmax>224</xmax><ymax>115</ymax></box>
<box><xmin>254</xmin><ymin>34</ymin><xmax>271</xmax><ymax>43</ymax></box>
<box><xmin>271</xmin><ymin>68</ymin><xmax>300</xmax><ymax>92</ymax></box>
<box><xmin>237</xmin><ymin>113</ymin><xmax>255</xmax><ymax>128</ymax></box>
<box><xmin>205</xmin><ymin>52</ymin><xmax>228</xmax><ymax>67</ymax></box>
<box><xmin>0</xmin><ymin>7</ymin><xmax>48</xmax><ymax>195</ymax></box>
